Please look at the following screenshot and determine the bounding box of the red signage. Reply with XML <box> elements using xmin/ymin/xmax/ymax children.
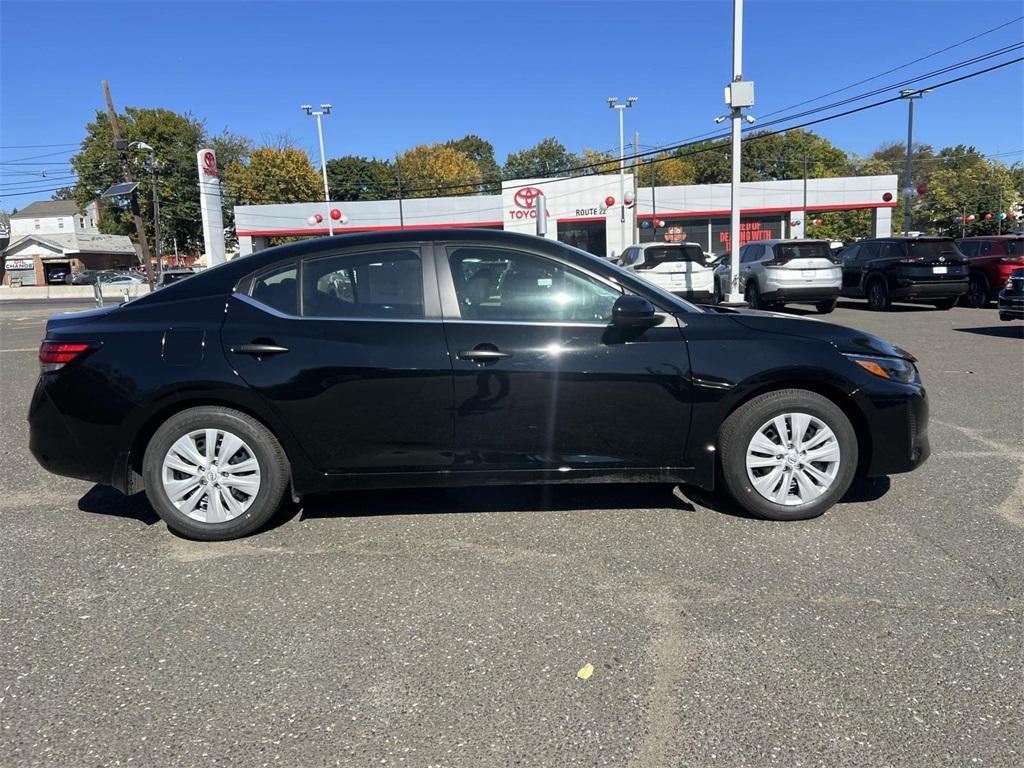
<box><xmin>201</xmin><ymin>150</ymin><xmax>218</xmax><ymax>177</ymax></box>
<box><xmin>509</xmin><ymin>186</ymin><xmax>545</xmax><ymax>220</ymax></box>
<box><xmin>718</xmin><ymin>220</ymin><xmax>772</xmax><ymax>249</ymax></box>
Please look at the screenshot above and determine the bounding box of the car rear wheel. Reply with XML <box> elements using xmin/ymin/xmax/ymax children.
<box><xmin>718</xmin><ymin>389</ymin><xmax>857</xmax><ymax>521</ymax></box>
<box><xmin>962</xmin><ymin>273</ymin><xmax>989</xmax><ymax>308</ymax></box>
<box><xmin>143</xmin><ymin>407</ymin><xmax>289</xmax><ymax>541</ymax></box>
<box><xmin>744</xmin><ymin>281</ymin><xmax>763</xmax><ymax>310</ymax></box>
<box><xmin>865</xmin><ymin>277</ymin><xmax>891</xmax><ymax>311</ymax></box>
<box><xmin>815</xmin><ymin>299</ymin><xmax>837</xmax><ymax>314</ymax></box>
<box><xmin>932</xmin><ymin>297</ymin><xmax>958</xmax><ymax>310</ymax></box>
<box><xmin>713</xmin><ymin>281</ymin><xmax>723</xmax><ymax>305</ymax></box>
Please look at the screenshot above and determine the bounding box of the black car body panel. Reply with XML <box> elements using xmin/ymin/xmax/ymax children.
<box><xmin>998</xmin><ymin>267</ymin><xmax>1024</xmax><ymax>321</ymax></box>
<box><xmin>839</xmin><ymin>237</ymin><xmax>968</xmax><ymax>303</ymax></box>
<box><xmin>29</xmin><ymin>229</ymin><xmax>930</xmax><ymax>500</ymax></box>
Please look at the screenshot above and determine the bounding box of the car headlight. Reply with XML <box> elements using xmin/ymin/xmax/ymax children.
<box><xmin>844</xmin><ymin>353</ymin><xmax>920</xmax><ymax>384</ymax></box>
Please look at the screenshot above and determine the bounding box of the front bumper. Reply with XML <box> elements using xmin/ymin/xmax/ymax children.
<box><xmin>854</xmin><ymin>382</ymin><xmax>930</xmax><ymax>477</ymax></box>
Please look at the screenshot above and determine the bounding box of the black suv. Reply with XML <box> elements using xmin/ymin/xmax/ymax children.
<box><xmin>838</xmin><ymin>237</ymin><xmax>968</xmax><ymax>310</ymax></box>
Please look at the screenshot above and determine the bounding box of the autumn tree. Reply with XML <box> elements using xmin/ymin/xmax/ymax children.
<box><xmin>503</xmin><ymin>138</ymin><xmax>580</xmax><ymax>180</ymax></box>
<box><xmin>325</xmin><ymin>155</ymin><xmax>398</xmax><ymax>201</ymax></box>
<box><xmin>920</xmin><ymin>145</ymin><xmax>1020</xmax><ymax>236</ymax></box>
<box><xmin>223</xmin><ymin>146</ymin><xmax>322</xmax><ymax>206</ymax></box>
<box><xmin>394</xmin><ymin>143</ymin><xmax>482</xmax><ymax>198</ymax></box>
<box><xmin>446</xmin><ymin>135</ymin><xmax>501</xmax><ymax>192</ymax></box>
<box><xmin>636</xmin><ymin>153</ymin><xmax>697</xmax><ymax>187</ymax></box>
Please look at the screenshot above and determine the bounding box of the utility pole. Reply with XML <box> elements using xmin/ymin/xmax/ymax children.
<box><xmin>396</xmin><ymin>162</ymin><xmax>405</xmax><ymax>230</ymax></box>
<box><xmin>633</xmin><ymin>130</ymin><xmax>640</xmax><ymax>244</ymax></box>
<box><xmin>651</xmin><ymin>155</ymin><xmax>657</xmax><ymax>242</ymax></box>
<box><xmin>899</xmin><ymin>88</ymin><xmax>931</xmax><ymax>236</ymax></box>
<box><xmin>301</xmin><ymin>104</ymin><xmax>334</xmax><ymax>235</ymax></box>
<box><xmin>802</xmin><ymin>154</ymin><xmax>808</xmax><ymax>238</ymax></box>
<box><xmin>102</xmin><ymin>81</ymin><xmax>154</xmax><ymax>292</ymax></box>
<box><xmin>720</xmin><ymin>0</ymin><xmax>755</xmax><ymax>304</ymax></box>
<box><xmin>608</xmin><ymin>97</ymin><xmax>637</xmax><ymax>256</ymax></box>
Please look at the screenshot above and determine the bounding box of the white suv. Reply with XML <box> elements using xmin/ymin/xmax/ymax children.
<box><xmin>714</xmin><ymin>239</ymin><xmax>843</xmax><ymax>313</ymax></box>
<box><xmin>619</xmin><ymin>242</ymin><xmax>716</xmax><ymax>303</ymax></box>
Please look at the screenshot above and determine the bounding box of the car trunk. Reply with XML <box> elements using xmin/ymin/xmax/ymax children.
<box><xmin>637</xmin><ymin>244</ymin><xmax>713</xmax><ymax>290</ymax></box>
<box><xmin>897</xmin><ymin>239</ymin><xmax>968</xmax><ymax>283</ymax></box>
<box><xmin>764</xmin><ymin>241</ymin><xmax>841</xmax><ymax>287</ymax></box>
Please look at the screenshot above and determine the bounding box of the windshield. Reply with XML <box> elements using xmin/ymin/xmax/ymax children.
<box><xmin>907</xmin><ymin>239</ymin><xmax>962</xmax><ymax>259</ymax></box>
<box><xmin>644</xmin><ymin>244</ymin><xmax>709</xmax><ymax>265</ymax></box>
<box><xmin>774</xmin><ymin>241</ymin><xmax>833</xmax><ymax>260</ymax></box>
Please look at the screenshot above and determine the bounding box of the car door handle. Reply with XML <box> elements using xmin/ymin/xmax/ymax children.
<box><xmin>457</xmin><ymin>348</ymin><xmax>511</xmax><ymax>362</ymax></box>
<box><xmin>231</xmin><ymin>342</ymin><xmax>289</xmax><ymax>357</ymax></box>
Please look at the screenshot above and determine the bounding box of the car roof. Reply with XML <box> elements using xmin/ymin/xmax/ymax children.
<box><xmin>630</xmin><ymin>242</ymin><xmax>703</xmax><ymax>250</ymax></box>
<box><xmin>741</xmin><ymin>239</ymin><xmax>830</xmax><ymax>247</ymax></box>
<box><xmin>956</xmin><ymin>234</ymin><xmax>1024</xmax><ymax>240</ymax></box>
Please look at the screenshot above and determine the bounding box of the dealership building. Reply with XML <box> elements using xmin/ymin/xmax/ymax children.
<box><xmin>235</xmin><ymin>173</ymin><xmax>898</xmax><ymax>260</ymax></box>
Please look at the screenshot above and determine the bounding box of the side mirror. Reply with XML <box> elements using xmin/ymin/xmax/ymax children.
<box><xmin>612</xmin><ymin>294</ymin><xmax>663</xmax><ymax>329</ymax></box>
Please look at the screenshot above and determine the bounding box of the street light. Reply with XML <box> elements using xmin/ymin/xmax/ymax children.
<box><xmin>301</xmin><ymin>103</ymin><xmax>334</xmax><ymax>235</ymax></box>
<box><xmin>129</xmin><ymin>141</ymin><xmax>162</xmax><ymax>277</ymax></box>
<box><xmin>899</xmin><ymin>88</ymin><xmax>931</xmax><ymax>235</ymax></box>
<box><xmin>608</xmin><ymin>97</ymin><xmax>638</xmax><ymax>255</ymax></box>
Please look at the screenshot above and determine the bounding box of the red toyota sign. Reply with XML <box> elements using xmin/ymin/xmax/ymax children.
<box><xmin>201</xmin><ymin>150</ymin><xmax>218</xmax><ymax>177</ymax></box>
<box><xmin>513</xmin><ymin>186</ymin><xmax>543</xmax><ymax>209</ymax></box>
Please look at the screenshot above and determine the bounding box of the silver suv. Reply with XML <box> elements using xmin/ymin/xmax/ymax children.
<box><xmin>714</xmin><ymin>239</ymin><xmax>842</xmax><ymax>313</ymax></box>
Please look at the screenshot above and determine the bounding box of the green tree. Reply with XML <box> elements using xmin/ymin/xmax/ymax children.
<box><xmin>395</xmin><ymin>143</ymin><xmax>482</xmax><ymax>198</ymax></box>
<box><xmin>579</xmin><ymin>148</ymin><xmax>618</xmax><ymax>175</ymax></box>
<box><xmin>326</xmin><ymin>155</ymin><xmax>398</xmax><ymax>201</ymax></box>
<box><xmin>223</xmin><ymin>146</ymin><xmax>322</xmax><ymax>205</ymax></box>
<box><xmin>687</xmin><ymin>130</ymin><xmax>851</xmax><ymax>184</ymax></box>
<box><xmin>445</xmin><ymin>135</ymin><xmax>501</xmax><ymax>192</ymax></box>
<box><xmin>70</xmin><ymin>107</ymin><xmax>207</xmax><ymax>255</ymax></box>
<box><xmin>51</xmin><ymin>187</ymin><xmax>74</xmax><ymax>201</ymax></box>
<box><xmin>920</xmin><ymin>146</ymin><xmax>1020</xmax><ymax>236</ymax></box>
<box><xmin>503</xmin><ymin>138</ymin><xmax>580</xmax><ymax>180</ymax></box>
<box><xmin>636</xmin><ymin>153</ymin><xmax>696</xmax><ymax>187</ymax></box>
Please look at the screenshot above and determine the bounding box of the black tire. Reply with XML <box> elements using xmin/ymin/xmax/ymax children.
<box><xmin>713</xmin><ymin>280</ymin><xmax>723</xmax><ymax>305</ymax></box>
<box><xmin>815</xmin><ymin>298</ymin><xmax>837</xmax><ymax>314</ymax></box>
<box><xmin>865</xmin><ymin>276</ymin><xmax>891</xmax><ymax>311</ymax></box>
<box><xmin>962</xmin><ymin>272</ymin><xmax>989</xmax><ymax>308</ymax></box>
<box><xmin>717</xmin><ymin>389</ymin><xmax>858</xmax><ymax>521</ymax></box>
<box><xmin>143</xmin><ymin>407</ymin><xmax>290</xmax><ymax>540</ymax></box>
<box><xmin>744</xmin><ymin>280</ymin><xmax>763</xmax><ymax>310</ymax></box>
<box><xmin>932</xmin><ymin>297</ymin><xmax>958</xmax><ymax>310</ymax></box>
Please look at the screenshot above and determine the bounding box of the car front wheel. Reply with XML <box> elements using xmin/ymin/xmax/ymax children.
<box><xmin>717</xmin><ymin>389</ymin><xmax>858</xmax><ymax>521</ymax></box>
<box><xmin>143</xmin><ymin>407</ymin><xmax>290</xmax><ymax>540</ymax></box>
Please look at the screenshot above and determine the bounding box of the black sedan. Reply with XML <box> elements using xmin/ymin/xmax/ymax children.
<box><xmin>29</xmin><ymin>230</ymin><xmax>930</xmax><ymax>540</ymax></box>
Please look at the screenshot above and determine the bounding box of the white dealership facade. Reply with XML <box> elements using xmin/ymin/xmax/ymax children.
<box><xmin>235</xmin><ymin>173</ymin><xmax>897</xmax><ymax>260</ymax></box>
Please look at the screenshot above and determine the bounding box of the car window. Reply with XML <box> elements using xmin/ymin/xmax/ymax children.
<box><xmin>839</xmin><ymin>244</ymin><xmax>860</xmax><ymax>262</ymax></box>
<box><xmin>301</xmin><ymin>249</ymin><xmax>423</xmax><ymax>319</ymax></box>
<box><xmin>448</xmin><ymin>247</ymin><xmax>621</xmax><ymax>323</ymax></box>
<box><xmin>740</xmin><ymin>244</ymin><xmax>760</xmax><ymax>263</ymax></box>
<box><xmin>250</xmin><ymin>264</ymin><xmax>298</xmax><ymax>315</ymax></box>
<box><xmin>642</xmin><ymin>244</ymin><xmax>710</xmax><ymax>266</ymax></box>
<box><xmin>978</xmin><ymin>241</ymin><xmax>994</xmax><ymax>256</ymax></box>
<box><xmin>957</xmin><ymin>240</ymin><xmax>979</xmax><ymax>257</ymax></box>
<box><xmin>907</xmin><ymin>240</ymin><xmax>960</xmax><ymax>259</ymax></box>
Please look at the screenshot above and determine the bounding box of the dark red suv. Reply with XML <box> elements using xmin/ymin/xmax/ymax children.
<box><xmin>955</xmin><ymin>235</ymin><xmax>1024</xmax><ymax>308</ymax></box>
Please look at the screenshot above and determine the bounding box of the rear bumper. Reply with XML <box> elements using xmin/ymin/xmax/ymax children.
<box><xmin>891</xmin><ymin>279</ymin><xmax>968</xmax><ymax>301</ymax></box>
<box><xmin>28</xmin><ymin>378</ymin><xmax>114</xmax><ymax>486</ymax></box>
<box><xmin>761</xmin><ymin>286</ymin><xmax>840</xmax><ymax>303</ymax></box>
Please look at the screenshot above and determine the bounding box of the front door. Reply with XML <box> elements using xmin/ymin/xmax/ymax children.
<box><xmin>437</xmin><ymin>243</ymin><xmax>692</xmax><ymax>474</ymax></box>
<box><xmin>220</xmin><ymin>246</ymin><xmax>453</xmax><ymax>474</ymax></box>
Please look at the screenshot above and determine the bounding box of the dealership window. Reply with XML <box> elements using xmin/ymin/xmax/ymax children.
<box><xmin>34</xmin><ymin>220</ymin><xmax>40</xmax><ymax>230</ymax></box>
<box><xmin>58</xmin><ymin>218</ymin><xmax>64</xmax><ymax>230</ymax></box>
<box><xmin>80</xmin><ymin>217</ymin><xmax>85</xmax><ymax>228</ymax></box>
<box><xmin>250</xmin><ymin>264</ymin><xmax>298</xmax><ymax>316</ymax></box>
<box><xmin>448</xmin><ymin>247</ymin><xmax>620</xmax><ymax>323</ymax></box>
<box><xmin>301</xmin><ymin>249</ymin><xmax>423</xmax><ymax>319</ymax></box>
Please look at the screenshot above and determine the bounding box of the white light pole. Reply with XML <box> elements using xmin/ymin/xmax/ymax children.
<box><xmin>608</xmin><ymin>97</ymin><xmax>637</xmax><ymax>253</ymax></box>
<box><xmin>899</xmin><ymin>88</ymin><xmax>931</xmax><ymax>236</ymax></box>
<box><xmin>719</xmin><ymin>0</ymin><xmax>755</xmax><ymax>305</ymax></box>
<box><xmin>301</xmin><ymin>103</ymin><xmax>334</xmax><ymax>235</ymax></box>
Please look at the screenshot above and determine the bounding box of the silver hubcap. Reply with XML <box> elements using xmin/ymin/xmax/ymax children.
<box><xmin>161</xmin><ymin>428</ymin><xmax>261</xmax><ymax>523</ymax></box>
<box><xmin>745</xmin><ymin>412</ymin><xmax>841</xmax><ymax>506</ymax></box>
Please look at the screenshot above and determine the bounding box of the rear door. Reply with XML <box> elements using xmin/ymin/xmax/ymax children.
<box><xmin>839</xmin><ymin>244</ymin><xmax>861</xmax><ymax>290</ymax></box>
<box><xmin>437</xmin><ymin>242</ymin><xmax>692</xmax><ymax>473</ymax></box>
<box><xmin>220</xmin><ymin>246</ymin><xmax>453</xmax><ymax>474</ymax></box>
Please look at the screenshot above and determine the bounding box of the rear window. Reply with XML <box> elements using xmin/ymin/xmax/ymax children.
<box><xmin>907</xmin><ymin>239</ymin><xmax>961</xmax><ymax>258</ymax></box>
<box><xmin>1007</xmin><ymin>240</ymin><xmax>1024</xmax><ymax>256</ymax></box>
<box><xmin>773</xmin><ymin>241</ymin><xmax>833</xmax><ymax>261</ymax></box>
<box><xmin>644</xmin><ymin>244</ymin><xmax>708</xmax><ymax>265</ymax></box>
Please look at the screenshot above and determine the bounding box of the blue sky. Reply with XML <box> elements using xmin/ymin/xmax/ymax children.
<box><xmin>1</xmin><ymin>0</ymin><xmax>1022</xmax><ymax>206</ymax></box>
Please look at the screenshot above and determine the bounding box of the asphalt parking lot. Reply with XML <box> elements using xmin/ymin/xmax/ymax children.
<box><xmin>1</xmin><ymin>298</ymin><xmax>1021</xmax><ymax>767</ymax></box>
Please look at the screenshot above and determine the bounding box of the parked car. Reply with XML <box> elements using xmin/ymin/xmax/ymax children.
<box><xmin>45</xmin><ymin>267</ymin><xmax>70</xmax><ymax>285</ymax></box>
<box><xmin>838</xmin><ymin>237</ymin><xmax>968</xmax><ymax>310</ymax></box>
<box><xmin>954</xmin><ymin>235</ymin><xmax>1024</xmax><ymax>308</ymax></box>
<box><xmin>98</xmin><ymin>272</ymin><xmax>147</xmax><ymax>285</ymax></box>
<box><xmin>619</xmin><ymin>242</ymin><xmax>717</xmax><ymax>302</ymax></box>
<box><xmin>714</xmin><ymin>239</ymin><xmax>842</xmax><ymax>313</ymax></box>
<box><xmin>156</xmin><ymin>269</ymin><xmax>195</xmax><ymax>289</ymax></box>
<box><xmin>30</xmin><ymin>229</ymin><xmax>930</xmax><ymax>540</ymax></box>
<box><xmin>70</xmin><ymin>270</ymin><xmax>108</xmax><ymax>286</ymax></box>
<box><xmin>998</xmin><ymin>267</ymin><xmax>1024</xmax><ymax>321</ymax></box>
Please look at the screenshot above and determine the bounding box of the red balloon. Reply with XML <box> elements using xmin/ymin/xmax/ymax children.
<box><xmin>604</xmin><ymin>196</ymin><xmax>615</xmax><ymax>208</ymax></box>
<box><xmin>882</xmin><ymin>192</ymin><xmax>893</xmax><ymax>202</ymax></box>
<box><xmin>916</xmin><ymin>182</ymin><xmax>928</xmax><ymax>196</ymax></box>
<box><xmin>966</xmin><ymin>214</ymin><xmax>976</xmax><ymax>223</ymax></box>
<box><xmin>314</xmin><ymin>213</ymin><xmax>323</xmax><ymax>223</ymax></box>
<box><xmin>984</xmin><ymin>213</ymin><xmax>993</xmax><ymax>221</ymax></box>
<box><xmin>813</xmin><ymin>218</ymin><xmax>823</xmax><ymax>226</ymax></box>
<box><xmin>330</xmin><ymin>208</ymin><xmax>342</xmax><ymax>220</ymax></box>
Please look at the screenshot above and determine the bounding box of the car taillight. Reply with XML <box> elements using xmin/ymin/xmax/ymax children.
<box><xmin>1000</xmin><ymin>256</ymin><xmax>1024</xmax><ymax>264</ymax></box>
<box><xmin>39</xmin><ymin>341</ymin><xmax>91</xmax><ymax>373</ymax></box>
<box><xmin>898</xmin><ymin>257</ymin><xmax>924</xmax><ymax>264</ymax></box>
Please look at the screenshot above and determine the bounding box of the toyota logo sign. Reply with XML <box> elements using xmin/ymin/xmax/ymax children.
<box><xmin>513</xmin><ymin>187</ymin><xmax>544</xmax><ymax>209</ymax></box>
<box><xmin>201</xmin><ymin>150</ymin><xmax>218</xmax><ymax>177</ymax></box>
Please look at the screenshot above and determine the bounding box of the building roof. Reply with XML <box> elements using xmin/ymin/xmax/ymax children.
<box><xmin>3</xmin><ymin>232</ymin><xmax>137</xmax><ymax>257</ymax></box>
<box><xmin>10</xmin><ymin>200</ymin><xmax>83</xmax><ymax>219</ymax></box>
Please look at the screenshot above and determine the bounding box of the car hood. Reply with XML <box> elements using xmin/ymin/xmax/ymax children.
<box><xmin>703</xmin><ymin>306</ymin><xmax>915</xmax><ymax>361</ymax></box>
